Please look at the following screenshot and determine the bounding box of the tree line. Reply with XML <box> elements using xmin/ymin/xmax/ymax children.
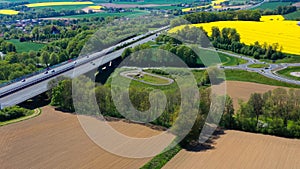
<box><xmin>262</xmin><ymin>5</ymin><xmax>297</xmax><ymax>15</ymax></box>
<box><xmin>210</xmin><ymin>27</ymin><xmax>286</xmax><ymax>60</ymax></box>
<box><xmin>221</xmin><ymin>88</ymin><xmax>300</xmax><ymax>138</ymax></box>
<box><xmin>49</xmin><ymin>74</ymin><xmax>232</xmax><ymax>145</ymax></box>
<box><xmin>183</xmin><ymin>10</ymin><xmax>262</xmax><ymax>24</ymax></box>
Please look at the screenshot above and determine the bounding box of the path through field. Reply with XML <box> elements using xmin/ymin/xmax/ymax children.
<box><xmin>0</xmin><ymin>106</ymin><xmax>161</xmax><ymax>169</ymax></box>
<box><xmin>164</xmin><ymin>130</ymin><xmax>300</xmax><ymax>169</ymax></box>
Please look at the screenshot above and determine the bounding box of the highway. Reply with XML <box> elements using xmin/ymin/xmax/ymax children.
<box><xmin>0</xmin><ymin>26</ymin><xmax>168</xmax><ymax>109</ymax></box>
<box><xmin>1</xmin><ymin>24</ymin><xmax>300</xmax><ymax>109</ymax></box>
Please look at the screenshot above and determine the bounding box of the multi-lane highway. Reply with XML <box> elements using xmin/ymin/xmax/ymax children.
<box><xmin>0</xmin><ymin>26</ymin><xmax>168</xmax><ymax>109</ymax></box>
<box><xmin>1</xmin><ymin>24</ymin><xmax>299</xmax><ymax>109</ymax></box>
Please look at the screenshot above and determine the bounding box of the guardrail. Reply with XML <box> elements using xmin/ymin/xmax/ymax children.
<box><xmin>0</xmin><ymin>25</ymin><xmax>170</xmax><ymax>99</ymax></box>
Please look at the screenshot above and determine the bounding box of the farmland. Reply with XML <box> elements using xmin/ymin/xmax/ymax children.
<box><xmin>7</xmin><ymin>39</ymin><xmax>45</xmax><ymax>53</ymax></box>
<box><xmin>217</xmin><ymin>81</ymin><xmax>288</xmax><ymax>109</ymax></box>
<box><xmin>0</xmin><ymin>9</ymin><xmax>19</xmax><ymax>15</ymax></box>
<box><xmin>182</xmin><ymin>0</ymin><xmax>228</xmax><ymax>12</ymax></box>
<box><xmin>61</xmin><ymin>10</ymin><xmax>149</xmax><ymax>19</ymax></box>
<box><xmin>252</xmin><ymin>1</ymin><xmax>292</xmax><ymax>10</ymax></box>
<box><xmin>0</xmin><ymin>106</ymin><xmax>160</xmax><ymax>169</ymax></box>
<box><xmin>164</xmin><ymin>130</ymin><xmax>300</xmax><ymax>169</ymax></box>
<box><xmin>25</xmin><ymin>1</ymin><xmax>94</xmax><ymax>7</ymax></box>
<box><xmin>33</xmin><ymin>4</ymin><xmax>92</xmax><ymax>11</ymax></box>
<box><xmin>284</xmin><ymin>10</ymin><xmax>300</xmax><ymax>20</ymax></box>
<box><xmin>260</xmin><ymin>15</ymin><xmax>285</xmax><ymax>21</ymax></box>
<box><xmin>171</xmin><ymin>20</ymin><xmax>300</xmax><ymax>55</ymax></box>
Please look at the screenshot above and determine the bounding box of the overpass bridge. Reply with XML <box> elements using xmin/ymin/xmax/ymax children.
<box><xmin>0</xmin><ymin>26</ymin><xmax>169</xmax><ymax>109</ymax></box>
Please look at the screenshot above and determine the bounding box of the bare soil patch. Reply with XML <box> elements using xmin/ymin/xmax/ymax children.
<box><xmin>100</xmin><ymin>3</ymin><xmax>171</xmax><ymax>8</ymax></box>
<box><xmin>164</xmin><ymin>130</ymin><xmax>300</xmax><ymax>169</ymax></box>
<box><xmin>218</xmin><ymin>81</ymin><xmax>287</xmax><ymax>110</ymax></box>
<box><xmin>0</xmin><ymin>106</ymin><xmax>161</xmax><ymax>169</ymax></box>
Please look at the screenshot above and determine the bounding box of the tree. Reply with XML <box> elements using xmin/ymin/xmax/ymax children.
<box><xmin>224</xmin><ymin>96</ymin><xmax>234</xmax><ymax>129</ymax></box>
<box><xmin>49</xmin><ymin>53</ymin><xmax>58</xmax><ymax>66</ymax></box>
<box><xmin>51</xmin><ymin>79</ymin><xmax>74</xmax><ymax>111</ymax></box>
<box><xmin>248</xmin><ymin>93</ymin><xmax>264</xmax><ymax>127</ymax></box>
<box><xmin>41</xmin><ymin>51</ymin><xmax>50</xmax><ymax>67</ymax></box>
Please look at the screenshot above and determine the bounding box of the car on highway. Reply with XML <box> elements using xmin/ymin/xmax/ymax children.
<box><xmin>44</xmin><ymin>71</ymin><xmax>48</xmax><ymax>74</ymax></box>
<box><xmin>21</xmin><ymin>79</ymin><xmax>26</xmax><ymax>82</ymax></box>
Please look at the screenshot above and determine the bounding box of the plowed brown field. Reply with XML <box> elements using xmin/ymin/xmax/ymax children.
<box><xmin>164</xmin><ymin>130</ymin><xmax>300</xmax><ymax>169</ymax></box>
<box><xmin>221</xmin><ymin>81</ymin><xmax>288</xmax><ymax>110</ymax></box>
<box><xmin>0</xmin><ymin>106</ymin><xmax>161</xmax><ymax>169</ymax></box>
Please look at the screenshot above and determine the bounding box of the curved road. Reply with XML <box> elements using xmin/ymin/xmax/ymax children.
<box><xmin>213</xmin><ymin>49</ymin><xmax>300</xmax><ymax>85</ymax></box>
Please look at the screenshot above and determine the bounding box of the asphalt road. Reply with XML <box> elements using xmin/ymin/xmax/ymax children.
<box><xmin>0</xmin><ymin>26</ymin><xmax>167</xmax><ymax>109</ymax></box>
<box><xmin>213</xmin><ymin>49</ymin><xmax>300</xmax><ymax>85</ymax></box>
<box><xmin>1</xmin><ymin>25</ymin><xmax>299</xmax><ymax>108</ymax></box>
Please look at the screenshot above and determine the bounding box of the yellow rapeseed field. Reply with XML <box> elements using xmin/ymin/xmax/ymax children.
<box><xmin>182</xmin><ymin>5</ymin><xmax>211</xmax><ymax>12</ymax></box>
<box><xmin>212</xmin><ymin>0</ymin><xmax>228</xmax><ymax>5</ymax></box>
<box><xmin>260</xmin><ymin>15</ymin><xmax>285</xmax><ymax>22</ymax></box>
<box><xmin>26</xmin><ymin>1</ymin><xmax>94</xmax><ymax>7</ymax></box>
<box><xmin>182</xmin><ymin>0</ymin><xmax>228</xmax><ymax>12</ymax></box>
<box><xmin>88</xmin><ymin>5</ymin><xmax>103</xmax><ymax>10</ymax></box>
<box><xmin>0</xmin><ymin>9</ymin><xmax>19</xmax><ymax>15</ymax></box>
<box><xmin>170</xmin><ymin>19</ymin><xmax>300</xmax><ymax>55</ymax></box>
<box><xmin>213</xmin><ymin>5</ymin><xmax>222</xmax><ymax>9</ymax></box>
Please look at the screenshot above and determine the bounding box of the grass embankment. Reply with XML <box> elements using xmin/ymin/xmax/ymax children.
<box><xmin>219</xmin><ymin>53</ymin><xmax>247</xmax><ymax>66</ymax></box>
<box><xmin>224</xmin><ymin>69</ymin><xmax>300</xmax><ymax>88</ymax></box>
<box><xmin>248</xmin><ymin>64</ymin><xmax>269</xmax><ymax>68</ymax></box>
<box><xmin>0</xmin><ymin>108</ymin><xmax>41</xmax><ymax>126</ymax></box>
<box><xmin>277</xmin><ymin>66</ymin><xmax>300</xmax><ymax>81</ymax></box>
<box><xmin>138</xmin><ymin>74</ymin><xmax>171</xmax><ymax>85</ymax></box>
<box><xmin>7</xmin><ymin>39</ymin><xmax>45</xmax><ymax>53</ymax></box>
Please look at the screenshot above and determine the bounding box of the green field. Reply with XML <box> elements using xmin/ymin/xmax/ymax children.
<box><xmin>252</xmin><ymin>1</ymin><xmax>291</xmax><ymax>10</ymax></box>
<box><xmin>7</xmin><ymin>39</ymin><xmax>45</xmax><ymax>53</ymax></box>
<box><xmin>147</xmin><ymin>5</ymin><xmax>184</xmax><ymax>10</ymax></box>
<box><xmin>248</xmin><ymin>63</ymin><xmax>269</xmax><ymax>68</ymax></box>
<box><xmin>61</xmin><ymin>10</ymin><xmax>149</xmax><ymax>19</ymax></box>
<box><xmin>277</xmin><ymin>66</ymin><xmax>300</xmax><ymax>81</ymax></box>
<box><xmin>33</xmin><ymin>4</ymin><xmax>91</xmax><ymax>11</ymax></box>
<box><xmin>0</xmin><ymin>0</ymin><xmax>78</xmax><ymax>2</ymax></box>
<box><xmin>284</xmin><ymin>10</ymin><xmax>300</xmax><ymax>20</ymax></box>
<box><xmin>108</xmin><ymin>0</ymin><xmax>196</xmax><ymax>5</ymax></box>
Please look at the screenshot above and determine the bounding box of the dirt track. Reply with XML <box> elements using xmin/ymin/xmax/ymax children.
<box><xmin>0</xmin><ymin>106</ymin><xmax>160</xmax><ymax>169</ymax></box>
<box><xmin>164</xmin><ymin>130</ymin><xmax>300</xmax><ymax>169</ymax></box>
<box><xmin>222</xmin><ymin>81</ymin><xmax>288</xmax><ymax>110</ymax></box>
